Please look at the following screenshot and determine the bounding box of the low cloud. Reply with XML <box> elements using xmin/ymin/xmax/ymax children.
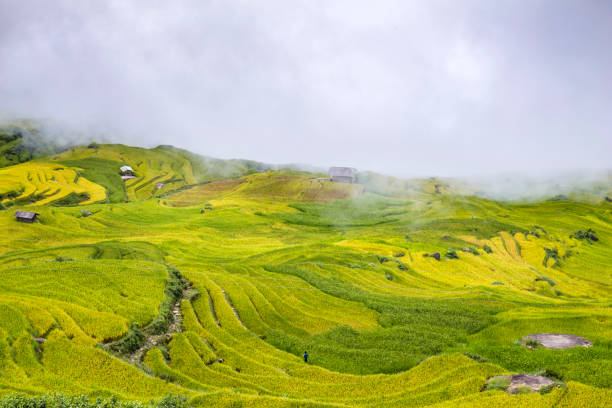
<box><xmin>1</xmin><ymin>1</ymin><xmax>611</xmax><ymax>178</ymax></box>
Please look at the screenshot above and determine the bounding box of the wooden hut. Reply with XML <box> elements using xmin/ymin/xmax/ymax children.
<box><xmin>120</xmin><ymin>165</ymin><xmax>134</xmax><ymax>176</ymax></box>
<box><xmin>329</xmin><ymin>167</ymin><xmax>357</xmax><ymax>183</ymax></box>
<box><xmin>120</xmin><ymin>165</ymin><xmax>136</xmax><ymax>180</ymax></box>
<box><xmin>14</xmin><ymin>211</ymin><xmax>39</xmax><ymax>223</ymax></box>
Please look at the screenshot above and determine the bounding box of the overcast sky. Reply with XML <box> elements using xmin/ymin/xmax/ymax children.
<box><xmin>0</xmin><ymin>0</ymin><xmax>610</xmax><ymax>177</ymax></box>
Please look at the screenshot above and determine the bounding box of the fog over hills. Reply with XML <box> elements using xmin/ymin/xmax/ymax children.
<box><xmin>1</xmin><ymin>0</ymin><xmax>611</xmax><ymax>178</ymax></box>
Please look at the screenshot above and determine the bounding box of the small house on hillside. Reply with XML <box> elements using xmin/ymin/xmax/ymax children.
<box><xmin>120</xmin><ymin>165</ymin><xmax>136</xmax><ymax>180</ymax></box>
<box><xmin>329</xmin><ymin>167</ymin><xmax>357</xmax><ymax>183</ymax></box>
<box><xmin>15</xmin><ymin>211</ymin><xmax>39</xmax><ymax>223</ymax></box>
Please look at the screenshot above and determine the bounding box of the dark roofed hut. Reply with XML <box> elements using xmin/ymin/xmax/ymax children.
<box><xmin>120</xmin><ymin>165</ymin><xmax>134</xmax><ymax>176</ymax></box>
<box><xmin>120</xmin><ymin>165</ymin><xmax>136</xmax><ymax>180</ymax></box>
<box><xmin>14</xmin><ymin>211</ymin><xmax>39</xmax><ymax>223</ymax></box>
<box><xmin>329</xmin><ymin>167</ymin><xmax>357</xmax><ymax>183</ymax></box>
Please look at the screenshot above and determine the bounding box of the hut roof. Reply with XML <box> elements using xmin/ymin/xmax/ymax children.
<box><xmin>329</xmin><ymin>167</ymin><xmax>357</xmax><ymax>177</ymax></box>
<box><xmin>120</xmin><ymin>165</ymin><xmax>133</xmax><ymax>172</ymax></box>
<box><xmin>14</xmin><ymin>211</ymin><xmax>38</xmax><ymax>219</ymax></box>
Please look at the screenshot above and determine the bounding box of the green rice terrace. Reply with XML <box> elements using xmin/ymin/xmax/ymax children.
<box><xmin>0</xmin><ymin>143</ymin><xmax>610</xmax><ymax>407</ymax></box>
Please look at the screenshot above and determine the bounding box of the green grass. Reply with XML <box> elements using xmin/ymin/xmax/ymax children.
<box><xmin>0</xmin><ymin>144</ymin><xmax>610</xmax><ymax>406</ymax></box>
<box><xmin>60</xmin><ymin>158</ymin><xmax>128</xmax><ymax>203</ymax></box>
<box><xmin>485</xmin><ymin>375</ymin><xmax>510</xmax><ymax>391</ymax></box>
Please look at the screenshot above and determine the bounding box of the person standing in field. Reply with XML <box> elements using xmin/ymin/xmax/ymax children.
<box><xmin>303</xmin><ymin>351</ymin><xmax>309</xmax><ymax>363</ymax></box>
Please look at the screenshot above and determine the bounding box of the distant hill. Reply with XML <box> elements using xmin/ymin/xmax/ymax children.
<box><xmin>0</xmin><ymin>142</ymin><xmax>275</xmax><ymax>207</ymax></box>
<box><xmin>0</xmin><ymin>121</ymin><xmax>68</xmax><ymax>168</ymax></box>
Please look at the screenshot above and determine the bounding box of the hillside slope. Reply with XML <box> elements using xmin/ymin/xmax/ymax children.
<box><xmin>0</xmin><ymin>121</ymin><xmax>67</xmax><ymax>168</ymax></box>
<box><xmin>0</xmin><ymin>147</ymin><xmax>611</xmax><ymax>407</ymax></box>
<box><xmin>0</xmin><ymin>144</ymin><xmax>272</xmax><ymax>207</ymax></box>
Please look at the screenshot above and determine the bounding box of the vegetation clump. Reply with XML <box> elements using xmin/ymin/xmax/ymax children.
<box><xmin>445</xmin><ymin>249</ymin><xmax>460</xmax><ymax>260</ymax></box>
<box><xmin>485</xmin><ymin>376</ymin><xmax>511</xmax><ymax>391</ymax></box>
<box><xmin>50</xmin><ymin>192</ymin><xmax>91</xmax><ymax>206</ymax></box>
<box><xmin>0</xmin><ymin>394</ymin><xmax>189</xmax><ymax>408</ymax></box>
<box><xmin>145</xmin><ymin>266</ymin><xmax>189</xmax><ymax>334</ymax></box>
<box><xmin>482</xmin><ymin>244</ymin><xmax>493</xmax><ymax>253</ymax></box>
<box><xmin>461</xmin><ymin>247</ymin><xmax>479</xmax><ymax>256</ymax></box>
<box><xmin>107</xmin><ymin>322</ymin><xmax>146</xmax><ymax>355</ymax></box>
<box><xmin>464</xmin><ymin>352</ymin><xmax>488</xmax><ymax>363</ymax></box>
<box><xmin>525</xmin><ymin>338</ymin><xmax>542</xmax><ymax>349</ymax></box>
<box><xmin>377</xmin><ymin>255</ymin><xmax>390</xmax><ymax>264</ymax></box>
<box><xmin>571</xmin><ymin>228</ymin><xmax>598</xmax><ymax>243</ymax></box>
<box><xmin>535</xmin><ymin>276</ymin><xmax>555</xmax><ymax>286</ymax></box>
<box><xmin>542</xmin><ymin>247</ymin><xmax>561</xmax><ymax>267</ymax></box>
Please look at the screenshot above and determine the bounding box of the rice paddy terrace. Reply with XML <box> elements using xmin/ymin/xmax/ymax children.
<box><xmin>0</xmin><ymin>144</ymin><xmax>610</xmax><ymax>407</ymax></box>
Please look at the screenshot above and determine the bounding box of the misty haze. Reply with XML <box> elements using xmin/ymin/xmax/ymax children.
<box><xmin>0</xmin><ymin>1</ymin><xmax>611</xmax><ymax>407</ymax></box>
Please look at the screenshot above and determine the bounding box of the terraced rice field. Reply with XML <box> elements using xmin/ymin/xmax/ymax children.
<box><xmin>0</xmin><ymin>144</ymin><xmax>269</xmax><ymax>207</ymax></box>
<box><xmin>0</xmin><ymin>162</ymin><xmax>106</xmax><ymax>207</ymax></box>
<box><xmin>0</xmin><ymin>145</ymin><xmax>610</xmax><ymax>407</ymax></box>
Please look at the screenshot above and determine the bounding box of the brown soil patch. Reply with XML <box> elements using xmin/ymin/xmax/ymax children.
<box><xmin>507</xmin><ymin>375</ymin><xmax>554</xmax><ymax>394</ymax></box>
<box><xmin>523</xmin><ymin>333</ymin><xmax>592</xmax><ymax>349</ymax></box>
<box><xmin>486</xmin><ymin>374</ymin><xmax>555</xmax><ymax>394</ymax></box>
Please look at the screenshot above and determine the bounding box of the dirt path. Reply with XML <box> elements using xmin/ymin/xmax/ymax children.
<box><xmin>128</xmin><ymin>288</ymin><xmax>197</xmax><ymax>363</ymax></box>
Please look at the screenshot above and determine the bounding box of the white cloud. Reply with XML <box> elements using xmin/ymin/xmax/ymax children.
<box><xmin>0</xmin><ymin>0</ymin><xmax>610</xmax><ymax>177</ymax></box>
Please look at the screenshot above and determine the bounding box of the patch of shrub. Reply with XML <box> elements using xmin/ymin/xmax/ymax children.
<box><xmin>377</xmin><ymin>255</ymin><xmax>390</xmax><ymax>264</ymax></box>
<box><xmin>461</xmin><ymin>247</ymin><xmax>479</xmax><ymax>256</ymax></box>
<box><xmin>482</xmin><ymin>244</ymin><xmax>493</xmax><ymax>254</ymax></box>
<box><xmin>485</xmin><ymin>376</ymin><xmax>510</xmax><ymax>391</ymax></box>
<box><xmin>572</xmin><ymin>228</ymin><xmax>598</xmax><ymax>243</ymax></box>
<box><xmin>108</xmin><ymin>322</ymin><xmax>146</xmax><ymax>355</ymax></box>
<box><xmin>156</xmin><ymin>394</ymin><xmax>189</xmax><ymax>408</ymax></box>
<box><xmin>384</xmin><ymin>272</ymin><xmax>393</xmax><ymax>281</ymax></box>
<box><xmin>534</xmin><ymin>369</ymin><xmax>563</xmax><ymax>380</ymax></box>
<box><xmin>525</xmin><ymin>338</ymin><xmax>542</xmax><ymax>349</ymax></box>
<box><xmin>538</xmin><ymin>384</ymin><xmax>555</xmax><ymax>395</ymax></box>
<box><xmin>535</xmin><ymin>276</ymin><xmax>555</xmax><ymax>286</ymax></box>
<box><xmin>50</xmin><ymin>192</ymin><xmax>90</xmax><ymax>207</ymax></box>
<box><xmin>444</xmin><ymin>249</ymin><xmax>459</xmax><ymax>260</ymax></box>
<box><xmin>145</xmin><ymin>266</ymin><xmax>189</xmax><ymax>334</ymax></box>
<box><xmin>0</xmin><ymin>394</ymin><xmax>190</xmax><ymax>408</ymax></box>
<box><xmin>464</xmin><ymin>352</ymin><xmax>488</xmax><ymax>363</ymax></box>
<box><xmin>542</xmin><ymin>247</ymin><xmax>560</xmax><ymax>267</ymax></box>
<box><xmin>393</xmin><ymin>251</ymin><xmax>405</xmax><ymax>258</ymax></box>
